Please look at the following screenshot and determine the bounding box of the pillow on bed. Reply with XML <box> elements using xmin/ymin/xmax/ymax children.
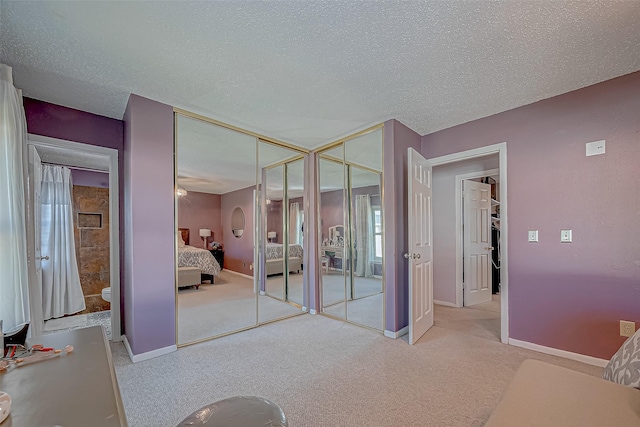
<box><xmin>178</xmin><ymin>235</ymin><xmax>186</xmax><ymax>247</ymax></box>
<box><xmin>603</xmin><ymin>327</ymin><xmax>640</xmax><ymax>389</ymax></box>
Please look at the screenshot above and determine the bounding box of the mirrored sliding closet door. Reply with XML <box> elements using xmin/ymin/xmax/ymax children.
<box><xmin>318</xmin><ymin>127</ymin><xmax>384</xmax><ymax>331</ymax></box>
<box><xmin>175</xmin><ymin>113</ymin><xmax>308</xmax><ymax>346</ymax></box>
<box><xmin>257</xmin><ymin>141</ymin><xmax>306</xmax><ymax>324</ymax></box>
<box><xmin>175</xmin><ymin>114</ymin><xmax>258</xmax><ymax>345</ymax></box>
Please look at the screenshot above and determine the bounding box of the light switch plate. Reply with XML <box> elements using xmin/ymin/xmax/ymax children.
<box><xmin>560</xmin><ymin>229</ymin><xmax>572</xmax><ymax>243</ymax></box>
<box><xmin>528</xmin><ymin>230</ymin><xmax>538</xmax><ymax>242</ymax></box>
<box><xmin>586</xmin><ymin>140</ymin><xmax>605</xmax><ymax>156</ymax></box>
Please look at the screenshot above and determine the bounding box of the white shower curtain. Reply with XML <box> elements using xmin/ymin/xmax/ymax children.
<box><xmin>289</xmin><ymin>202</ymin><xmax>301</xmax><ymax>244</ymax></box>
<box><xmin>355</xmin><ymin>195</ymin><xmax>374</xmax><ymax>277</ymax></box>
<box><xmin>0</xmin><ymin>63</ymin><xmax>31</xmax><ymax>333</ymax></box>
<box><xmin>40</xmin><ymin>165</ymin><xmax>85</xmax><ymax>320</ymax></box>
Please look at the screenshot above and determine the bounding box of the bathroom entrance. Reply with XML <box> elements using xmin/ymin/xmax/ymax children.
<box><xmin>25</xmin><ymin>134</ymin><xmax>120</xmax><ymax>341</ymax></box>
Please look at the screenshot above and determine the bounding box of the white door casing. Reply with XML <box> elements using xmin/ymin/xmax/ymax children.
<box><xmin>463</xmin><ymin>180</ymin><xmax>492</xmax><ymax>306</ymax></box>
<box><xmin>26</xmin><ymin>134</ymin><xmax>121</xmax><ymax>341</ymax></box>
<box><xmin>407</xmin><ymin>148</ymin><xmax>434</xmax><ymax>344</ymax></box>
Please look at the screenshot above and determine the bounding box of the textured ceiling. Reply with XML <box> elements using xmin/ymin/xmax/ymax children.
<box><xmin>2</xmin><ymin>1</ymin><xmax>640</xmax><ymax>148</ymax></box>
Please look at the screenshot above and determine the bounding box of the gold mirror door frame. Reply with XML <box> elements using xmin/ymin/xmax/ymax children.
<box><xmin>318</xmin><ymin>124</ymin><xmax>385</xmax><ymax>331</ymax></box>
<box><xmin>175</xmin><ymin>112</ymin><xmax>260</xmax><ymax>346</ymax></box>
<box><xmin>257</xmin><ymin>142</ymin><xmax>306</xmax><ymax>324</ymax></box>
<box><xmin>319</xmin><ymin>148</ymin><xmax>348</xmax><ymax>321</ymax></box>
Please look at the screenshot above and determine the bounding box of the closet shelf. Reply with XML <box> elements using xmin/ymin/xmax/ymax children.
<box><xmin>491</xmin><ymin>198</ymin><xmax>500</xmax><ymax>206</ymax></box>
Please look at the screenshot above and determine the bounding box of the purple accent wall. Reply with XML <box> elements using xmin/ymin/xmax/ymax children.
<box><xmin>384</xmin><ymin>119</ymin><xmax>422</xmax><ymax>333</ymax></box>
<box><xmin>432</xmin><ymin>156</ymin><xmax>499</xmax><ymax>303</ymax></box>
<box><xmin>70</xmin><ymin>168</ymin><xmax>109</xmax><ymax>188</ymax></box>
<box><xmin>24</xmin><ymin>98</ymin><xmax>123</xmax><ymax>151</ymax></box>
<box><xmin>421</xmin><ymin>71</ymin><xmax>640</xmax><ymax>359</ymax></box>
<box><xmin>23</xmin><ymin>97</ymin><xmax>125</xmax><ymax>335</ymax></box>
<box><xmin>177</xmin><ymin>191</ymin><xmax>222</xmax><ymax>252</ymax></box>
<box><xmin>123</xmin><ymin>94</ymin><xmax>175</xmax><ymax>355</ymax></box>
<box><xmin>221</xmin><ymin>185</ymin><xmax>255</xmax><ymax>276</ymax></box>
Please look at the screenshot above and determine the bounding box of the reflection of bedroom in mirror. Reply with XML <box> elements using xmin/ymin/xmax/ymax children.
<box><xmin>258</xmin><ymin>143</ymin><xmax>306</xmax><ymax>323</ymax></box>
<box><xmin>231</xmin><ymin>207</ymin><xmax>244</xmax><ymax>238</ymax></box>
<box><xmin>175</xmin><ymin>112</ymin><xmax>308</xmax><ymax>346</ymax></box>
<box><xmin>318</xmin><ymin>126</ymin><xmax>384</xmax><ymax>331</ymax></box>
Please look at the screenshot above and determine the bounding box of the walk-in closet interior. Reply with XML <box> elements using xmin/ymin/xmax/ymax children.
<box><xmin>317</xmin><ymin>127</ymin><xmax>384</xmax><ymax>331</ymax></box>
<box><xmin>174</xmin><ymin>112</ymin><xmax>307</xmax><ymax>346</ymax></box>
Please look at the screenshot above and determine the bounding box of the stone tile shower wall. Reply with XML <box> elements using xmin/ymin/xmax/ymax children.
<box><xmin>73</xmin><ymin>185</ymin><xmax>110</xmax><ymax>313</ymax></box>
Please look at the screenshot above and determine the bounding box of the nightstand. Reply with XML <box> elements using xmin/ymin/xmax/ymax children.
<box><xmin>209</xmin><ymin>249</ymin><xmax>224</xmax><ymax>269</ymax></box>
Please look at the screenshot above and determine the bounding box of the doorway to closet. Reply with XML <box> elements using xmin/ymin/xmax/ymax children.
<box><xmin>428</xmin><ymin>143</ymin><xmax>508</xmax><ymax>343</ymax></box>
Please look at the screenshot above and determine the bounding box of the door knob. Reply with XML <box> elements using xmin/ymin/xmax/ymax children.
<box><xmin>486</xmin><ymin>247</ymin><xmax>494</xmax><ymax>251</ymax></box>
<box><xmin>403</xmin><ymin>253</ymin><xmax>411</xmax><ymax>259</ymax></box>
<box><xmin>413</xmin><ymin>253</ymin><xmax>421</xmax><ymax>259</ymax></box>
<box><xmin>39</xmin><ymin>255</ymin><xmax>49</xmax><ymax>261</ymax></box>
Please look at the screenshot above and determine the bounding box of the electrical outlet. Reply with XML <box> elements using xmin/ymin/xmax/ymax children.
<box><xmin>620</xmin><ymin>320</ymin><xmax>636</xmax><ymax>337</ymax></box>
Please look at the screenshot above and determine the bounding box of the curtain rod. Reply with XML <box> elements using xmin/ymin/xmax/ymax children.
<box><xmin>41</xmin><ymin>162</ymin><xmax>108</xmax><ymax>174</ymax></box>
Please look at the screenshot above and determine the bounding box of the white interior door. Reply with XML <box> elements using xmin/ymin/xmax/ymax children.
<box><xmin>463</xmin><ymin>180</ymin><xmax>492</xmax><ymax>306</ymax></box>
<box><xmin>27</xmin><ymin>144</ymin><xmax>44</xmax><ymax>336</ymax></box>
<box><xmin>407</xmin><ymin>148</ymin><xmax>433</xmax><ymax>344</ymax></box>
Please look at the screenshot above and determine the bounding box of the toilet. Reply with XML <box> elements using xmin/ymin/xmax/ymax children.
<box><xmin>101</xmin><ymin>287</ymin><xmax>111</xmax><ymax>303</ymax></box>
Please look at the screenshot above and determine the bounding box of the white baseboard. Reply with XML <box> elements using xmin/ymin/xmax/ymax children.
<box><xmin>123</xmin><ymin>335</ymin><xmax>177</xmax><ymax>363</ymax></box>
<box><xmin>434</xmin><ymin>300</ymin><xmax>458</xmax><ymax>308</ymax></box>
<box><xmin>224</xmin><ymin>269</ymin><xmax>254</xmax><ymax>280</ymax></box>
<box><xmin>508</xmin><ymin>338</ymin><xmax>609</xmax><ymax>368</ymax></box>
<box><xmin>309</xmin><ymin>309</ymin><xmax>317</xmax><ymax>315</ymax></box>
<box><xmin>384</xmin><ymin>326</ymin><xmax>408</xmax><ymax>339</ymax></box>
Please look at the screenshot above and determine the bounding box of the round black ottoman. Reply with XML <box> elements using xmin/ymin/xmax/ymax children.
<box><xmin>177</xmin><ymin>396</ymin><xmax>288</xmax><ymax>426</ymax></box>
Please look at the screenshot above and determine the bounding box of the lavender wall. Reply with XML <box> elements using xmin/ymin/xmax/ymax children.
<box><xmin>177</xmin><ymin>191</ymin><xmax>222</xmax><ymax>251</ymax></box>
<box><xmin>421</xmin><ymin>71</ymin><xmax>640</xmax><ymax>359</ymax></box>
<box><xmin>23</xmin><ymin>97</ymin><xmax>125</xmax><ymax>335</ymax></box>
<box><xmin>266</xmin><ymin>200</ymin><xmax>283</xmax><ymax>244</ymax></box>
<box><xmin>432</xmin><ymin>156</ymin><xmax>499</xmax><ymax>304</ymax></box>
<box><xmin>70</xmin><ymin>168</ymin><xmax>109</xmax><ymax>188</ymax></box>
<box><xmin>320</xmin><ymin>185</ymin><xmax>381</xmax><ymax>241</ymax></box>
<box><xmin>384</xmin><ymin>119</ymin><xmax>422</xmax><ymax>333</ymax></box>
<box><xmin>221</xmin><ymin>185</ymin><xmax>255</xmax><ymax>276</ymax></box>
<box><xmin>319</xmin><ymin>189</ymin><xmax>344</xmax><ymax>241</ymax></box>
<box><xmin>265</xmin><ymin>197</ymin><xmax>304</xmax><ymax>244</ymax></box>
<box><xmin>123</xmin><ymin>94</ymin><xmax>175</xmax><ymax>355</ymax></box>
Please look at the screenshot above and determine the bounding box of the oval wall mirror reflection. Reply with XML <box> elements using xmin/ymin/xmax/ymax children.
<box><xmin>231</xmin><ymin>207</ymin><xmax>245</xmax><ymax>238</ymax></box>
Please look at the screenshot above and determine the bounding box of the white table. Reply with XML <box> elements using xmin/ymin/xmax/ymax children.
<box><xmin>0</xmin><ymin>326</ymin><xmax>127</xmax><ymax>426</ymax></box>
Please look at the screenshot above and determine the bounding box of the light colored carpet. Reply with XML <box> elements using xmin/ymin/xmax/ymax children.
<box><xmin>265</xmin><ymin>271</ymin><xmax>304</xmax><ymax>306</ymax></box>
<box><xmin>112</xmin><ymin>305</ymin><xmax>603</xmax><ymax>427</ymax></box>
<box><xmin>324</xmin><ymin>293</ymin><xmax>384</xmax><ymax>331</ymax></box>
<box><xmin>44</xmin><ymin>310</ymin><xmax>112</xmax><ymax>340</ymax></box>
<box><xmin>321</xmin><ymin>271</ymin><xmax>382</xmax><ymax>305</ymax></box>
<box><xmin>178</xmin><ymin>270</ymin><xmax>301</xmax><ymax>345</ymax></box>
<box><xmin>322</xmin><ymin>271</ymin><xmax>383</xmax><ymax>330</ymax></box>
